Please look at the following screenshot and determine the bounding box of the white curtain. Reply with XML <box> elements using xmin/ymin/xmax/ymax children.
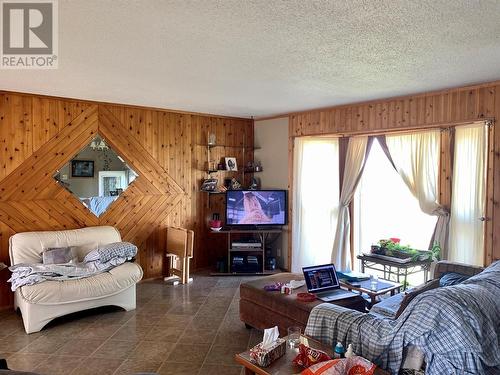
<box><xmin>331</xmin><ymin>136</ymin><xmax>369</xmax><ymax>271</ymax></box>
<box><xmin>353</xmin><ymin>139</ymin><xmax>438</xmax><ymax>270</ymax></box>
<box><xmin>292</xmin><ymin>137</ymin><xmax>339</xmax><ymax>273</ymax></box>
<box><xmin>449</xmin><ymin>123</ymin><xmax>488</xmax><ymax>266</ymax></box>
<box><xmin>385</xmin><ymin>131</ymin><xmax>449</xmax><ymax>255</ymax></box>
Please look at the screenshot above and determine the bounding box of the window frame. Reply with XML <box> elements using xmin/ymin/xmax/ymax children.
<box><xmin>345</xmin><ymin>121</ymin><xmax>492</xmax><ymax>266</ymax></box>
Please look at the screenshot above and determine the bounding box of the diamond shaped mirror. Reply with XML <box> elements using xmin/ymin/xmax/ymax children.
<box><xmin>53</xmin><ymin>135</ymin><xmax>139</xmax><ymax>217</ymax></box>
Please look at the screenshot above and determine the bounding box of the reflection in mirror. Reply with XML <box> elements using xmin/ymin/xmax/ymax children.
<box><xmin>54</xmin><ymin>135</ymin><xmax>139</xmax><ymax>217</ymax></box>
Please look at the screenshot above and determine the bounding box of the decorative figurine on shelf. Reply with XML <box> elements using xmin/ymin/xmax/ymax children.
<box><xmin>254</xmin><ymin>161</ymin><xmax>263</xmax><ymax>172</ymax></box>
<box><xmin>245</xmin><ymin>161</ymin><xmax>255</xmax><ymax>173</ymax></box>
<box><xmin>248</xmin><ymin>177</ymin><xmax>260</xmax><ymax>190</ymax></box>
<box><xmin>217</xmin><ymin>162</ymin><xmax>225</xmax><ymax>171</ymax></box>
<box><xmin>201</xmin><ymin>178</ymin><xmax>218</xmax><ymax>192</ymax></box>
<box><xmin>230</xmin><ymin>178</ymin><xmax>242</xmax><ymax>190</ymax></box>
<box><xmin>208</xmin><ymin>160</ymin><xmax>217</xmax><ymax>172</ymax></box>
<box><xmin>208</xmin><ymin>132</ymin><xmax>216</xmax><ymax>146</ymax></box>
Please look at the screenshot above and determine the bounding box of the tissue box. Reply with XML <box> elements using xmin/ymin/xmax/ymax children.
<box><xmin>249</xmin><ymin>338</ymin><xmax>287</xmax><ymax>367</ymax></box>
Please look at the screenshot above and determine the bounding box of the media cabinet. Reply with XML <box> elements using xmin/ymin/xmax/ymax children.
<box><xmin>210</xmin><ymin>228</ymin><xmax>282</xmax><ymax>275</ymax></box>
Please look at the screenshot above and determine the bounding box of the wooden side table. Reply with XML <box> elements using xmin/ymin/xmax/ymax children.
<box><xmin>235</xmin><ymin>334</ymin><xmax>389</xmax><ymax>375</ymax></box>
<box><xmin>340</xmin><ymin>279</ymin><xmax>402</xmax><ymax>306</ymax></box>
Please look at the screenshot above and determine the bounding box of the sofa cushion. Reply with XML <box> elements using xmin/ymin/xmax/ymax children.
<box><xmin>9</xmin><ymin>226</ymin><xmax>120</xmax><ymax>265</ymax></box>
<box><xmin>368</xmin><ymin>292</ymin><xmax>406</xmax><ymax>319</ymax></box>
<box><xmin>439</xmin><ymin>272</ymin><xmax>471</xmax><ymax>287</ymax></box>
<box><xmin>18</xmin><ymin>262</ymin><xmax>143</xmax><ymax>304</ymax></box>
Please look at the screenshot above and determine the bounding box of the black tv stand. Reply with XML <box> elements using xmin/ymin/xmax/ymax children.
<box><xmin>209</xmin><ymin>228</ymin><xmax>282</xmax><ymax>275</ymax></box>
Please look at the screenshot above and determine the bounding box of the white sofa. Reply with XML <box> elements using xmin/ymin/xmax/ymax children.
<box><xmin>9</xmin><ymin>226</ymin><xmax>143</xmax><ymax>334</ymax></box>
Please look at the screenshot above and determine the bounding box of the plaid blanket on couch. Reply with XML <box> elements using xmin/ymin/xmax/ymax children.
<box><xmin>305</xmin><ymin>261</ymin><xmax>500</xmax><ymax>375</ymax></box>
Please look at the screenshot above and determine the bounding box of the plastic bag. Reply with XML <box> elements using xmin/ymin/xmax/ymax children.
<box><xmin>292</xmin><ymin>344</ymin><xmax>331</xmax><ymax>368</ymax></box>
<box><xmin>300</xmin><ymin>356</ymin><xmax>376</xmax><ymax>375</ymax></box>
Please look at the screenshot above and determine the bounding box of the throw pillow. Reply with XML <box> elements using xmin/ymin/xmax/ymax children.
<box><xmin>42</xmin><ymin>247</ymin><xmax>78</xmax><ymax>265</ymax></box>
<box><xmin>395</xmin><ymin>278</ymin><xmax>440</xmax><ymax>319</ymax></box>
<box><xmin>439</xmin><ymin>272</ymin><xmax>471</xmax><ymax>287</ymax></box>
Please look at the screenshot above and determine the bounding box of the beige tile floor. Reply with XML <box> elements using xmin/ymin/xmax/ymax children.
<box><xmin>0</xmin><ymin>274</ymin><xmax>264</xmax><ymax>375</ymax></box>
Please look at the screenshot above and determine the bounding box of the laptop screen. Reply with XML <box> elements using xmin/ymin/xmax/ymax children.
<box><xmin>302</xmin><ymin>264</ymin><xmax>340</xmax><ymax>293</ymax></box>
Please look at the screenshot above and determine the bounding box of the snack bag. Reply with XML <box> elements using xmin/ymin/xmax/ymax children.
<box><xmin>292</xmin><ymin>344</ymin><xmax>331</xmax><ymax>368</ymax></box>
<box><xmin>300</xmin><ymin>356</ymin><xmax>376</xmax><ymax>375</ymax></box>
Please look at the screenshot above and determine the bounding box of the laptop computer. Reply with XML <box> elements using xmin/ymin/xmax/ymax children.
<box><xmin>302</xmin><ymin>264</ymin><xmax>357</xmax><ymax>302</ymax></box>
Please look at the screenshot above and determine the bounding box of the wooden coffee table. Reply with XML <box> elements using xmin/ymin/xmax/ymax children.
<box><xmin>340</xmin><ymin>279</ymin><xmax>402</xmax><ymax>306</ymax></box>
<box><xmin>235</xmin><ymin>334</ymin><xmax>389</xmax><ymax>375</ymax></box>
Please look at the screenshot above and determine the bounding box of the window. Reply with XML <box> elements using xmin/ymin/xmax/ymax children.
<box><xmin>449</xmin><ymin>123</ymin><xmax>488</xmax><ymax>266</ymax></box>
<box><xmin>292</xmin><ymin>137</ymin><xmax>339</xmax><ymax>272</ymax></box>
<box><xmin>353</xmin><ymin>138</ymin><xmax>437</xmax><ymax>271</ymax></box>
<box><xmin>292</xmin><ymin>124</ymin><xmax>489</xmax><ymax>276</ymax></box>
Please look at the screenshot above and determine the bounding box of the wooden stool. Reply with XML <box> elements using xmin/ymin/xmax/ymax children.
<box><xmin>164</xmin><ymin>227</ymin><xmax>194</xmax><ymax>285</ymax></box>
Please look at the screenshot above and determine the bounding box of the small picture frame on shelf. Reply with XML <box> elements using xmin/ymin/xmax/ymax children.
<box><xmin>201</xmin><ymin>178</ymin><xmax>218</xmax><ymax>192</ymax></box>
<box><xmin>225</xmin><ymin>157</ymin><xmax>238</xmax><ymax>171</ymax></box>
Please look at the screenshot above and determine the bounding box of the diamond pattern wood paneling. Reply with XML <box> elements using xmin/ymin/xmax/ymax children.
<box><xmin>0</xmin><ymin>92</ymin><xmax>254</xmax><ymax>308</ymax></box>
<box><xmin>0</xmin><ymin>103</ymin><xmax>184</xmax><ymax>257</ymax></box>
<box><xmin>0</xmin><ymin>105</ymin><xmax>100</xmax><ymax>234</ymax></box>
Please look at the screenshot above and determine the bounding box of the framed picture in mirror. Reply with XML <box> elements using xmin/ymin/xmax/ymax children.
<box><xmin>71</xmin><ymin>160</ymin><xmax>94</xmax><ymax>177</ymax></box>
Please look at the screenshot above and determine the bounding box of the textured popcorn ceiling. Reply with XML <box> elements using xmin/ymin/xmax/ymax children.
<box><xmin>1</xmin><ymin>0</ymin><xmax>500</xmax><ymax>118</ymax></box>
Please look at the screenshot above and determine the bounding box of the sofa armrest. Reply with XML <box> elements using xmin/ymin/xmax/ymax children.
<box><xmin>305</xmin><ymin>303</ymin><xmax>368</xmax><ymax>346</ymax></box>
<box><xmin>432</xmin><ymin>260</ymin><xmax>484</xmax><ymax>279</ymax></box>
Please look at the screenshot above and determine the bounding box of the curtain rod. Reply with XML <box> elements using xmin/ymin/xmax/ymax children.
<box><xmin>291</xmin><ymin>118</ymin><xmax>494</xmax><ymax>139</ymax></box>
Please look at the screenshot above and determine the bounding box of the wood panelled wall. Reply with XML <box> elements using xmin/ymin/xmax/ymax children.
<box><xmin>288</xmin><ymin>80</ymin><xmax>500</xmax><ymax>267</ymax></box>
<box><xmin>0</xmin><ymin>91</ymin><xmax>253</xmax><ymax>308</ymax></box>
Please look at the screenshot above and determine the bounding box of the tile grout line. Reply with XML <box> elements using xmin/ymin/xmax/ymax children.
<box><xmin>196</xmin><ymin>281</ymin><xmax>248</xmax><ymax>375</ymax></box>
<box><xmin>67</xmin><ymin>315</ymin><xmax>131</xmax><ymax>375</ymax></box>
<box><xmin>111</xmin><ymin>292</ymin><xmax>176</xmax><ymax>375</ymax></box>
<box><xmin>143</xmin><ymin>288</ymin><xmax>208</xmax><ymax>374</ymax></box>
<box><xmin>93</xmin><ymin>318</ymin><xmax>133</xmax><ymax>375</ymax></box>
<box><xmin>2</xmin><ymin>277</ymin><xmax>254</xmax><ymax>375</ymax></box>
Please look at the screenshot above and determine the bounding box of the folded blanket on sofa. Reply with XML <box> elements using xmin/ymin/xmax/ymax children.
<box><xmin>305</xmin><ymin>260</ymin><xmax>500</xmax><ymax>375</ymax></box>
<box><xmin>8</xmin><ymin>242</ymin><xmax>137</xmax><ymax>291</ymax></box>
<box><xmin>83</xmin><ymin>242</ymin><xmax>137</xmax><ymax>263</ymax></box>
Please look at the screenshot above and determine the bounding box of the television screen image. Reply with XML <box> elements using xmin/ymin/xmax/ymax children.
<box><xmin>226</xmin><ymin>190</ymin><xmax>287</xmax><ymax>226</ymax></box>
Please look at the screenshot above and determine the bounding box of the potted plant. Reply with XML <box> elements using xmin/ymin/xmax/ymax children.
<box><xmin>370</xmin><ymin>238</ymin><xmax>439</xmax><ymax>262</ymax></box>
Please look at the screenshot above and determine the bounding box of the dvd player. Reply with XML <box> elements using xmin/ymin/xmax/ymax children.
<box><xmin>232</xmin><ymin>241</ymin><xmax>262</xmax><ymax>248</ymax></box>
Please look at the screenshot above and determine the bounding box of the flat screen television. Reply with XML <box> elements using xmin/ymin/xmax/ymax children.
<box><xmin>225</xmin><ymin>190</ymin><xmax>287</xmax><ymax>227</ymax></box>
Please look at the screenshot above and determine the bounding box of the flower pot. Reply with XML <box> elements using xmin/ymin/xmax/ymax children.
<box><xmin>370</xmin><ymin>245</ymin><xmax>385</xmax><ymax>255</ymax></box>
<box><xmin>209</xmin><ymin>219</ymin><xmax>222</xmax><ymax>229</ymax></box>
